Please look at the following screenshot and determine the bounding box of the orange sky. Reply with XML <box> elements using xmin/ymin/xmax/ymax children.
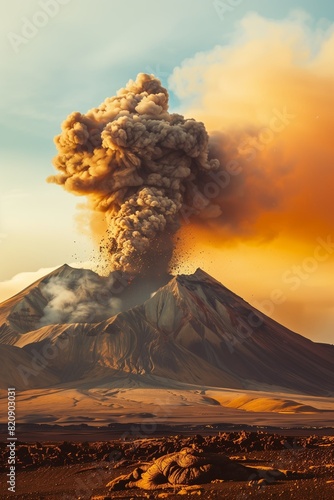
<box><xmin>170</xmin><ymin>13</ymin><xmax>334</xmax><ymax>344</ymax></box>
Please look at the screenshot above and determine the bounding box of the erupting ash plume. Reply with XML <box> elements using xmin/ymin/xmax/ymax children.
<box><xmin>48</xmin><ymin>74</ymin><xmax>219</xmax><ymax>274</ymax></box>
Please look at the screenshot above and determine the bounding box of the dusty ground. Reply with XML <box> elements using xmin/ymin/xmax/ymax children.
<box><xmin>1</xmin><ymin>431</ymin><xmax>333</xmax><ymax>499</ymax></box>
<box><xmin>1</xmin><ymin>384</ymin><xmax>334</xmax><ymax>430</ymax></box>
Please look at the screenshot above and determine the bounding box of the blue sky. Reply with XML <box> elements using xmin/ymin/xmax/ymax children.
<box><xmin>1</xmin><ymin>0</ymin><xmax>334</xmax><ymax>342</ymax></box>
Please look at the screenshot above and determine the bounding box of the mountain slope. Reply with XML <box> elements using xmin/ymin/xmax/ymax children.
<box><xmin>0</xmin><ymin>265</ymin><xmax>105</xmax><ymax>340</ymax></box>
<box><xmin>0</xmin><ymin>344</ymin><xmax>60</xmax><ymax>390</ymax></box>
<box><xmin>138</xmin><ymin>269</ymin><xmax>334</xmax><ymax>395</ymax></box>
<box><xmin>0</xmin><ymin>266</ymin><xmax>333</xmax><ymax>396</ymax></box>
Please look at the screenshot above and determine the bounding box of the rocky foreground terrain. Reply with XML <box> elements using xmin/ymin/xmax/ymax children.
<box><xmin>1</xmin><ymin>431</ymin><xmax>333</xmax><ymax>499</ymax></box>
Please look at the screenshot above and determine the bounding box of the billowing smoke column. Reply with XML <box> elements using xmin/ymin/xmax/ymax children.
<box><xmin>48</xmin><ymin>73</ymin><xmax>219</xmax><ymax>274</ymax></box>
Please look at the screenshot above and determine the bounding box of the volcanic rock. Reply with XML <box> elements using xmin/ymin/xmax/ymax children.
<box><xmin>106</xmin><ymin>447</ymin><xmax>286</xmax><ymax>490</ymax></box>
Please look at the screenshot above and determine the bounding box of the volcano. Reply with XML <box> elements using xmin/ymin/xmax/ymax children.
<box><xmin>0</xmin><ymin>265</ymin><xmax>333</xmax><ymax>426</ymax></box>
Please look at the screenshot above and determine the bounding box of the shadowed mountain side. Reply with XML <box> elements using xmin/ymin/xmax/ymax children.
<box><xmin>0</xmin><ymin>344</ymin><xmax>60</xmax><ymax>390</ymax></box>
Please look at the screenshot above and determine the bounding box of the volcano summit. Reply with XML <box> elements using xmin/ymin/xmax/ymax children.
<box><xmin>0</xmin><ymin>265</ymin><xmax>333</xmax><ymax>428</ymax></box>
